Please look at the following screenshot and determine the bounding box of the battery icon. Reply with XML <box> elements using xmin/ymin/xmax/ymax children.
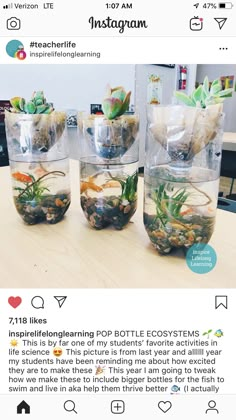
<box><xmin>219</xmin><ymin>2</ymin><xmax>233</xmax><ymax>7</ymax></box>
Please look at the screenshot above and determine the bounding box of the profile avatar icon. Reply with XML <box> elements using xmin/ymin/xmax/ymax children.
<box><xmin>6</xmin><ymin>39</ymin><xmax>27</xmax><ymax>60</ymax></box>
<box><xmin>206</xmin><ymin>400</ymin><xmax>219</xmax><ymax>414</ymax></box>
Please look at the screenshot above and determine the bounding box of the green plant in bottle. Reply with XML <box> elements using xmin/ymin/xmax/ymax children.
<box><xmin>10</xmin><ymin>91</ymin><xmax>54</xmax><ymax>114</ymax></box>
<box><xmin>102</xmin><ymin>85</ymin><xmax>131</xmax><ymax>120</ymax></box>
<box><xmin>144</xmin><ymin>76</ymin><xmax>231</xmax><ymax>254</ymax></box>
<box><xmin>174</xmin><ymin>76</ymin><xmax>233</xmax><ymax>108</ymax></box>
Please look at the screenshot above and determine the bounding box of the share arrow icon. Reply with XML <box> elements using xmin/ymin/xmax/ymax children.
<box><xmin>54</xmin><ymin>296</ymin><xmax>67</xmax><ymax>308</ymax></box>
<box><xmin>214</xmin><ymin>18</ymin><xmax>227</xmax><ymax>29</ymax></box>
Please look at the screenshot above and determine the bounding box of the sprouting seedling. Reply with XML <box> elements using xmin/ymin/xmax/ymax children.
<box><xmin>102</xmin><ymin>85</ymin><xmax>131</xmax><ymax>120</ymax></box>
<box><xmin>10</xmin><ymin>91</ymin><xmax>54</xmax><ymax>114</ymax></box>
<box><xmin>174</xmin><ymin>76</ymin><xmax>233</xmax><ymax>108</ymax></box>
<box><xmin>202</xmin><ymin>329</ymin><xmax>213</xmax><ymax>339</ymax></box>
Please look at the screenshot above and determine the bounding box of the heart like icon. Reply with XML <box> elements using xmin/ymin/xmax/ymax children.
<box><xmin>158</xmin><ymin>401</ymin><xmax>172</xmax><ymax>413</ymax></box>
<box><xmin>8</xmin><ymin>296</ymin><xmax>22</xmax><ymax>308</ymax></box>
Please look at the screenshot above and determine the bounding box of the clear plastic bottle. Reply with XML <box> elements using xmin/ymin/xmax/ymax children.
<box><xmin>5</xmin><ymin>111</ymin><xmax>70</xmax><ymax>225</ymax></box>
<box><xmin>144</xmin><ymin>104</ymin><xmax>224</xmax><ymax>254</ymax></box>
<box><xmin>79</xmin><ymin>113</ymin><xmax>139</xmax><ymax>230</ymax></box>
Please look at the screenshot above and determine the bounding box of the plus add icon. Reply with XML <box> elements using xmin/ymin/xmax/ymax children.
<box><xmin>111</xmin><ymin>400</ymin><xmax>125</xmax><ymax>414</ymax></box>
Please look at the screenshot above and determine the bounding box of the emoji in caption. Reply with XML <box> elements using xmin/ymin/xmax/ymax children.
<box><xmin>214</xmin><ymin>329</ymin><xmax>223</xmax><ymax>337</ymax></box>
<box><xmin>10</xmin><ymin>339</ymin><xmax>18</xmax><ymax>347</ymax></box>
<box><xmin>95</xmin><ymin>365</ymin><xmax>106</xmax><ymax>375</ymax></box>
<box><xmin>202</xmin><ymin>329</ymin><xmax>212</xmax><ymax>339</ymax></box>
<box><xmin>53</xmin><ymin>347</ymin><xmax>63</xmax><ymax>357</ymax></box>
<box><xmin>171</xmin><ymin>384</ymin><xmax>180</xmax><ymax>394</ymax></box>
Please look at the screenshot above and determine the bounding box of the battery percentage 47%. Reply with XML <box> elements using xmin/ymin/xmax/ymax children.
<box><xmin>194</xmin><ymin>2</ymin><xmax>217</xmax><ymax>7</ymax></box>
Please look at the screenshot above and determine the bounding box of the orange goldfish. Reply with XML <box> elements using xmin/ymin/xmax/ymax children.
<box><xmin>80</xmin><ymin>181</ymin><xmax>103</xmax><ymax>193</ymax></box>
<box><xmin>180</xmin><ymin>208</ymin><xmax>193</xmax><ymax>216</ymax></box>
<box><xmin>102</xmin><ymin>180</ymin><xmax>120</xmax><ymax>189</ymax></box>
<box><xmin>12</xmin><ymin>172</ymin><xmax>33</xmax><ymax>183</ymax></box>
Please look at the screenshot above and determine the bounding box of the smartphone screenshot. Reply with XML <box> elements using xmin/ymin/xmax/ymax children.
<box><xmin>0</xmin><ymin>0</ymin><xmax>235</xmax><ymax>418</ymax></box>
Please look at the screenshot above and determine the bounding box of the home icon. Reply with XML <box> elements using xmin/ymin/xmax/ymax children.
<box><xmin>17</xmin><ymin>400</ymin><xmax>30</xmax><ymax>414</ymax></box>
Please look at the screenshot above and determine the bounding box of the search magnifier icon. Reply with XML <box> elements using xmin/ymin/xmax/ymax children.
<box><xmin>64</xmin><ymin>400</ymin><xmax>77</xmax><ymax>414</ymax></box>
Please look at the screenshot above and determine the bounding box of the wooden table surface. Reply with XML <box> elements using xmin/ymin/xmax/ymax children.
<box><xmin>0</xmin><ymin>160</ymin><xmax>235</xmax><ymax>289</ymax></box>
<box><xmin>223</xmin><ymin>132</ymin><xmax>236</xmax><ymax>152</ymax></box>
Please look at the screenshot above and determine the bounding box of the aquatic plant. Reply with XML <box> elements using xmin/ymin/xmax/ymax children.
<box><xmin>152</xmin><ymin>185</ymin><xmax>190</xmax><ymax>228</ymax></box>
<box><xmin>151</xmin><ymin>181</ymin><xmax>213</xmax><ymax>228</ymax></box>
<box><xmin>174</xmin><ymin>76</ymin><xmax>233</xmax><ymax>108</ymax></box>
<box><xmin>13</xmin><ymin>171</ymin><xmax>65</xmax><ymax>203</ymax></box>
<box><xmin>10</xmin><ymin>91</ymin><xmax>54</xmax><ymax>114</ymax></box>
<box><xmin>102</xmin><ymin>85</ymin><xmax>131</xmax><ymax>119</ymax></box>
<box><xmin>110</xmin><ymin>171</ymin><xmax>138</xmax><ymax>202</ymax></box>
